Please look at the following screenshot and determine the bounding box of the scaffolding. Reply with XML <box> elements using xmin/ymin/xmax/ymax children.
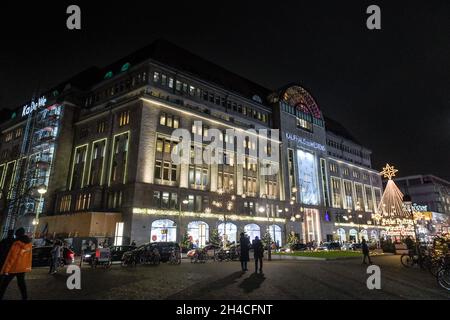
<box><xmin>3</xmin><ymin>99</ymin><xmax>62</xmax><ymax>237</ymax></box>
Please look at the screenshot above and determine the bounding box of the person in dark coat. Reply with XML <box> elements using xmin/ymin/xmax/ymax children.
<box><xmin>361</xmin><ymin>237</ymin><xmax>372</xmax><ymax>265</ymax></box>
<box><xmin>0</xmin><ymin>230</ymin><xmax>15</xmax><ymax>272</ymax></box>
<box><xmin>239</xmin><ymin>233</ymin><xmax>250</xmax><ymax>271</ymax></box>
<box><xmin>252</xmin><ymin>236</ymin><xmax>264</xmax><ymax>273</ymax></box>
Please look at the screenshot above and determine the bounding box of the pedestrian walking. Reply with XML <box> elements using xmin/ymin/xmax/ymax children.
<box><xmin>0</xmin><ymin>228</ymin><xmax>32</xmax><ymax>300</ymax></box>
<box><xmin>49</xmin><ymin>240</ymin><xmax>62</xmax><ymax>274</ymax></box>
<box><xmin>0</xmin><ymin>230</ymin><xmax>15</xmax><ymax>272</ymax></box>
<box><xmin>252</xmin><ymin>236</ymin><xmax>264</xmax><ymax>273</ymax></box>
<box><xmin>239</xmin><ymin>233</ymin><xmax>250</xmax><ymax>271</ymax></box>
<box><xmin>361</xmin><ymin>237</ymin><xmax>372</xmax><ymax>265</ymax></box>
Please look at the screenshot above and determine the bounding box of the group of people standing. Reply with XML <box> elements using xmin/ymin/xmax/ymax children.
<box><xmin>239</xmin><ymin>233</ymin><xmax>264</xmax><ymax>274</ymax></box>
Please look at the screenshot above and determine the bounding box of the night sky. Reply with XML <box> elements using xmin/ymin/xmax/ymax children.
<box><xmin>0</xmin><ymin>1</ymin><xmax>449</xmax><ymax>180</ymax></box>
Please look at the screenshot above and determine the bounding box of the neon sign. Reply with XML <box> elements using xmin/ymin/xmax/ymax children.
<box><xmin>412</xmin><ymin>203</ymin><xmax>428</xmax><ymax>212</ymax></box>
<box><xmin>22</xmin><ymin>96</ymin><xmax>47</xmax><ymax>117</ymax></box>
<box><xmin>285</xmin><ymin>133</ymin><xmax>326</xmax><ymax>151</ymax></box>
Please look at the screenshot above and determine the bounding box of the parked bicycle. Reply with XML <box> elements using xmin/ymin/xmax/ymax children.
<box><xmin>400</xmin><ymin>247</ymin><xmax>427</xmax><ymax>268</ymax></box>
<box><xmin>188</xmin><ymin>248</ymin><xmax>207</xmax><ymax>263</ymax></box>
<box><xmin>141</xmin><ymin>247</ymin><xmax>161</xmax><ymax>265</ymax></box>
<box><xmin>168</xmin><ymin>247</ymin><xmax>182</xmax><ymax>265</ymax></box>
<box><xmin>436</xmin><ymin>255</ymin><xmax>450</xmax><ymax>291</ymax></box>
<box><xmin>214</xmin><ymin>245</ymin><xmax>240</xmax><ymax>262</ymax></box>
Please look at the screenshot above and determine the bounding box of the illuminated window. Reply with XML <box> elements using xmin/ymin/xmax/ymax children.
<box><xmin>153</xmin><ymin>71</ymin><xmax>160</xmax><ymax>83</ymax></box>
<box><xmin>114</xmin><ymin>222</ymin><xmax>124</xmax><ymax>246</ymax></box>
<box><xmin>156</xmin><ymin>138</ymin><xmax>163</xmax><ymax>153</ymax></box>
<box><xmin>187</xmin><ymin>221</ymin><xmax>209</xmax><ymax>248</ymax></box>
<box><xmin>297</xmin><ymin>118</ymin><xmax>313</xmax><ymax>132</ymax></box>
<box><xmin>218</xmin><ymin>171</ymin><xmax>234</xmax><ymax>192</ymax></box>
<box><xmin>97</xmin><ymin>121</ymin><xmax>106</xmax><ymax>133</ymax></box>
<box><xmin>118</xmin><ymin>110</ymin><xmax>130</xmax><ymax>127</ymax></box>
<box><xmin>329</xmin><ymin>163</ymin><xmax>338</xmax><ymax>174</ymax></box>
<box><xmin>159</xmin><ymin>113</ymin><xmax>179</xmax><ymax>128</ymax></box>
<box><xmin>354</xmin><ymin>184</ymin><xmax>364</xmax><ymax>211</ymax></box>
<box><xmin>111</xmin><ymin>161</ymin><xmax>118</xmax><ymax>182</ymax></box>
<box><xmin>163</xmin><ymin>140</ymin><xmax>171</xmax><ymax>154</ymax></box>
<box><xmin>365</xmin><ymin>186</ymin><xmax>374</xmax><ymax>212</ymax></box>
<box><xmin>189</xmin><ymin>166</ymin><xmax>209</xmax><ymax>190</ymax></box>
<box><xmin>4</xmin><ymin>132</ymin><xmax>13</xmax><ymax>142</ymax></box>
<box><xmin>343</xmin><ymin>180</ymin><xmax>353</xmax><ymax>209</ymax></box>
<box><xmin>243</xmin><ymin>176</ymin><xmax>257</xmax><ymax>195</ymax></box>
<box><xmin>331</xmin><ymin>177</ymin><xmax>342</xmax><ymax>208</ymax></box>
<box><xmin>159</xmin><ymin>113</ymin><xmax>166</xmax><ymax>126</ymax></box>
<box><xmin>154</xmin><ymin>160</ymin><xmax>178</xmax><ymax>184</ymax></box>
<box><xmin>107</xmin><ymin>191</ymin><xmax>123</xmax><ymax>209</ymax></box>
<box><xmin>59</xmin><ymin>195</ymin><xmax>72</xmax><ymax>213</ymax></box>
<box><xmin>192</xmin><ymin>123</ymin><xmax>208</xmax><ymax>137</ymax></box>
<box><xmin>14</xmin><ymin>128</ymin><xmax>23</xmax><ymax>139</ymax></box>
<box><xmin>75</xmin><ymin>193</ymin><xmax>91</xmax><ymax>211</ymax></box>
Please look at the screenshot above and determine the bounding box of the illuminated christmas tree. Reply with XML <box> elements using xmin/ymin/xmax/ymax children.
<box><xmin>374</xmin><ymin>164</ymin><xmax>415</xmax><ymax>238</ymax></box>
<box><xmin>376</xmin><ymin>164</ymin><xmax>408</xmax><ymax>218</ymax></box>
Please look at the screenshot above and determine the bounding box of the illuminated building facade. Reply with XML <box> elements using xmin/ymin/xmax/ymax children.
<box><xmin>394</xmin><ymin>175</ymin><xmax>450</xmax><ymax>236</ymax></box>
<box><xmin>0</xmin><ymin>40</ymin><xmax>383</xmax><ymax>247</ymax></box>
<box><xmin>325</xmin><ymin>118</ymin><xmax>384</xmax><ymax>243</ymax></box>
<box><xmin>0</xmin><ymin>40</ymin><xmax>285</xmax><ymax>247</ymax></box>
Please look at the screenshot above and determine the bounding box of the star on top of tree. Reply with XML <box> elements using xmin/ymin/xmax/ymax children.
<box><xmin>380</xmin><ymin>163</ymin><xmax>398</xmax><ymax>180</ymax></box>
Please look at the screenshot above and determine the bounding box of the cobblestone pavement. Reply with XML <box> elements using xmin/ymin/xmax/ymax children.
<box><xmin>2</xmin><ymin>255</ymin><xmax>449</xmax><ymax>300</ymax></box>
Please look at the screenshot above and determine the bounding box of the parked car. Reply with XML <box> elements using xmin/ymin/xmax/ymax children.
<box><xmin>151</xmin><ymin>242</ymin><xmax>181</xmax><ymax>262</ymax></box>
<box><xmin>83</xmin><ymin>245</ymin><xmax>135</xmax><ymax>264</ymax></box>
<box><xmin>121</xmin><ymin>245</ymin><xmax>145</xmax><ymax>266</ymax></box>
<box><xmin>349</xmin><ymin>243</ymin><xmax>362</xmax><ymax>251</ymax></box>
<box><xmin>110</xmin><ymin>245</ymin><xmax>135</xmax><ymax>261</ymax></box>
<box><xmin>317</xmin><ymin>242</ymin><xmax>341</xmax><ymax>251</ymax></box>
<box><xmin>290</xmin><ymin>243</ymin><xmax>308</xmax><ymax>251</ymax></box>
<box><xmin>32</xmin><ymin>246</ymin><xmax>75</xmax><ymax>267</ymax></box>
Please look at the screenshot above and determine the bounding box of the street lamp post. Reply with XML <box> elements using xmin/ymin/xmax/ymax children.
<box><xmin>214</xmin><ymin>188</ymin><xmax>228</xmax><ymax>248</ymax></box>
<box><xmin>355</xmin><ymin>202</ymin><xmax>361</xmax><ymax>242</ymax></box>
<box><xmin>178</xmin><ymin>198</ymin><xmax>189</xmax><ymax>246</ymax></box>
<box><xmin>259</xmin><ymin>205</ymin><xmax>269</xmax><ymax>260</ymax></box>
<box><xmin>358</xmin><ymin>214</ymin><xmax>363</xmax><ymax>241</ymax></box>
<box><xmin>33</xmin><ymin>185</ymin><xmax>47</xmax><ymax>240</ymax></box>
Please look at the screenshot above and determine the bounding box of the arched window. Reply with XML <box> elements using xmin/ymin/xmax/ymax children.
<box><xmin>218</xmin><ymin>223</ymin><xmax>237</xmax><ymax>244</ymax></box>
<box><xmin>349</xmin><ymin>229</ymin><xmax>358</xmax><ymax>242</ymax></box>
<box><xmin>337</xmin><ymin>228</ymin><xmax>346</xmax><ymax>243</ymax></box>
<box><xmin>370</xmin><ymin>230</ymin><xmax>379</xmax><ymax>240</ymax></box>
<box><xmin>151</xmin><ymin>219</ymin><xmax>176</xmax><ymax>243</ymax></box>
<box><xmin>187</xmin><ymin>221</ymin><xmax>209</xmax><ymax>248</ymax></box>
<box><xmin>360</xmin><ymin>229</ymin><xmax>368</xmax><ymax>241</ymax></box>
<box><xmin>269</xmin><ymin>225</ymin><xmax>282</xmax><ymax>247</ymax></box>
<box><xmin>244</xmin><ymin>224</ymin><xmax>261</xmax><ymax>242</ymax></box>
